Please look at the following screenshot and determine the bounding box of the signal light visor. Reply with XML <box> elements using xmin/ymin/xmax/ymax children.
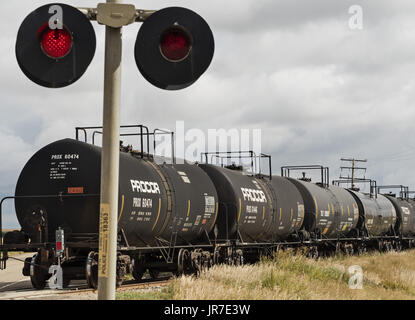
<box><xmin>159</xmin><ymin>26</ymin><xmax>192</xmax><ymax>62</ymax></box>
<box><xmin>40</xmin><ymin>27</ymin><xmax>73</xmax><ymax>59</ymax></box>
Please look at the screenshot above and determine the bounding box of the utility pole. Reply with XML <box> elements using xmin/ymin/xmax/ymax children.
<box><xmin>97</xmin><ymin>0</ymin><xmax>122</xmax><ymax>300</ymax></box>
<box><xmin>339</xmin><ymin>158</ymin><xmax>367</xmax><ymax>190</ymax></box>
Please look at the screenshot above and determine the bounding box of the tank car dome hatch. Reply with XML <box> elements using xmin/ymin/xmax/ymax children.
<box><xmin>224</xmin><ymin>163</ymin><xmax>244</xmax><ymax>171</ymax></box>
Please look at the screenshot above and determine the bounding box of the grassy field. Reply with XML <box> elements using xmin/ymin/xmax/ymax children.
<box><xmin>117</xmin><ymin>249</ymin><xmax>415</xmax><ymax>300</ymax></box>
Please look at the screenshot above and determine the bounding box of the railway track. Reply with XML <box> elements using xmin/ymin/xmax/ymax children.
<box><xmin>0</xmin><ymin>275</ymin><xmax>171</xmax><ymax>300</ymax></box>
<box><xmin>59</xmin><ymin>277</ymin><xmax>171</xmax><ymax>296</ymax></box>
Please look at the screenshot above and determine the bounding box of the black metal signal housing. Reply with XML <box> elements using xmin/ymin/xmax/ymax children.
<box><xmin>135</xmin><ymin>7</ymin><xmax>215</xmax><ymax>90</ymax></box>
<box><xmin>16</xmin><ymin>3</ymin><xmax>96</xmax><ymax>88</ymax></box>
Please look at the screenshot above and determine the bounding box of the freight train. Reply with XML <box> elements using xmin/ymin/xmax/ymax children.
<box><xmin>1</xmin><ymin>125</ymin><xmax>414</xmax><ymax>290</ymax></box>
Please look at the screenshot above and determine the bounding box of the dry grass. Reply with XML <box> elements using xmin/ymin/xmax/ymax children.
<box><xmin>142</xmin><ymin>249</ymin><xmax>415</xmax><ymax>300</ymax></box>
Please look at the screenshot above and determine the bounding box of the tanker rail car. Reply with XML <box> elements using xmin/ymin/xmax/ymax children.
<box><xmin>1</xmin><ymin>124</ymin><xmax>415</xmax><ymax>290</ymax></box>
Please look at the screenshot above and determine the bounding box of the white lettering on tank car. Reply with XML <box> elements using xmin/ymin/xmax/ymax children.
<box><xmin>142</xmin><ymin>198</ymin><xmax>153</xmax><ymax>208</ymax></box>
<box><xmin>320</xmin><ymin>210</ymin><xmax>330</xmax><ymax>217</ymax></box>
<box><xmin>51</xmin><ymin>154</ymin><xmax>80</xmax><ymax>160</ymax></box>
<box><xmin>177</xmin><ymin>171</ymin><xmax>191</xmax><ymax>184</ymax></box>
<box><xmin>194</xmin><ymin>215</ymin><xmax>202</xmax><ymax>226</ymax></box>
<box><xmin>130</xmin><ymin>180</ymin><xmax>161</xmax><ymax>194</ymax></box>
<box><xmin>246</xmin><ymin>205</ymin><xmax>258</xmax><ymax>214</ymax></box>
<box><xmin>133</xmin><ymin>198</ymin><xmax>141</xmax><ymax>208</ymax></box>
<box><xmin>241</xmin><ymin>188</ymin><xmax>267</xmax><ymax>203</ymax></box>
<box><xmin>204</xmin><ymin>196</ymin><xmax>215</xmax><ymax>214</ymax></box>
<box><xmin>402</xmin><ymin>207</ymin><xmax>410</xmax><ymax>215</ymax></box>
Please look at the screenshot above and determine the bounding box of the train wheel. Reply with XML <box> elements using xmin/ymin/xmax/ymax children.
<box><xmin>386</xmin><ymin>242</ymin><xmax>392</xmax><ymax>252</ymax></box>
<box><xmin>116</xmin><ymin>255</ymin><xmax>129</xmax><ymax>287</ymax></box>
<box><xmin>335</xmin><ymin>242</ymin><xmax>342</xmax><ymax>255</ymax></box>
<box><xmin>357</xmin><ymin>243</ymin><xmax>366</xmax><ymax>255</ymax></box>
<box><xmin>202</xmin><ymin>251</ymin><xmax>213</xmax><ymax>270</ymax></box>
<box><xmin>213</xmin><ymin>246</ymin><xmax>221</xmax><ymax>265</ymax></box>
<box><xmin>306</xmin><ymin>246</ymin><xmax>318</xmax><ymax>259</ymax></box>
<box><xmin>116</xmin><ymin>277</ymin><xmax>123</xmax><ymax>288</ymax></box>
<box><xmin>29</xmin><ymin>253</ymin><xmax>48</xmax><ymax>290</ymax></box>
<box><xmin>234</xmin><ymin>250</ymin><xmax>244</xmax><ymax>266</ymax></box>
<box><xmin>312</xmin><ymin>246</ymin><xmax>319</xmax><ymax>259</ymax></box>
<box><xmin>132</xmin><ymin>255</ymin><xmax>145</xmax><ymax>281</ymax></box>
<box><xmin>62</xmin><ymin>276</ymin><xmax>71</xmax><ymax>288</ymax></box>
<box><xmin>177</xmin><ymin>249</ymin><xmax>191</xmax><ymax>275</ymax></box>
<box><xmin>191</xmin><ymin>249</ymin><xmax>203</xmax><ymax>275</ymax></box>
<box><xmin>85</xmin><ymin>252</ymin><xmax>98</xmax><ymax>289</ymax></box>
<box><xmin>395</xmin><ymin>241</ymin><xmax>402</xmax><ymax>252</ymax></box>
<box><xmin>149</xmin><ymin>269</ymin><xmax>160</xmax><ymax>279</ymax></box>
<box><xmin>378</xmin><ymin>240</ymin><xmax>383</xmax><ymax>252</ymax></box>
<box><xmin>132</xmin><ymin>268</ymin><xmax>144</xmax><ymax>281</ymax></box>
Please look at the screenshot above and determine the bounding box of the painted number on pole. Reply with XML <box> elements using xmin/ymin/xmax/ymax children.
<box><xmin>98</xmin><ymin>203</ymin><xmax>110</xmax><ymax>278</ymax></box>
<box><xmin>48</xmin><ymin>5</ymin><xmax>63</xmax><ymax>30</ymax></box>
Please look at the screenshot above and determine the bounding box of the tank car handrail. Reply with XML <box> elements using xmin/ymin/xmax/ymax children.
<box><xmin>378</xmin><ymin>185</ymin><xmax>409</xmax><ymax>200</ymax></box>
<box><xmin>92</xmin><ymin>130</ymin><xmax>102</xmax><ymax>145</ymax></box>
<box><xmin>281</xmin><ymin>165</ymin><xmax>329</xmax><ymax>188</ymax></box>
<box><xmin>407</xmin><ymin>191</ymin><xmax>415</xmax><ymax>199</ymax></box>
<box><xmin>76</xmin><ymin>124</ymin><xmax>176</xmax><ymax>163</ymax></box>
<box><xmin>75</xmin><ymin>127</ymin><xmax>88</xmax><ymax>142</ymax></box>
<box><xmin>153</xmin><ymin>128</ymin><xmax>175</xmax><ymax>164</ymax></box>
<box><xmin>0</xmin><ymin>194</ymin><xmax>100</xmax><ymax>247</ymax></box>
<box><xmin>260</xmin><ymin>153</ymin><xmax>272</xmax><ymax>180</ymax></box>
<box><xmin>76</xmin><ymin>124</ymin><xmax>150</xmax><ymax>154</ymax></box>
<box><xmin>202</xmin><ymin>151</ymin><xmax>257</xmax><ymax>173</ymax></box>
<box><xmin>333</xmin><ymin>178</ymin><xmax>378</xmax><ymax>198</ymax></box>
<box><xmin>200</xmin><ymin>151</ymin><xmax>272</xmax><ymax>179</ymax></box>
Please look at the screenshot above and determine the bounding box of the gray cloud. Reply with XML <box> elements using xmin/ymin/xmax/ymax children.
<box><xmin>1</xmin><ymin>1</ymin><xmax>415</xmax><ymax>227</ymax></box>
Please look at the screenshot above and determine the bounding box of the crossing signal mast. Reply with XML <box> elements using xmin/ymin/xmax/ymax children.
<box><xmin>15</xmin><ymin>1</ymin><xmax>215</xmax><ymax>300</ymax></box>
<box><xmin>339</xmin><ymin>158</ymin><xmax>367</xmax><ymax>191</ymax></box>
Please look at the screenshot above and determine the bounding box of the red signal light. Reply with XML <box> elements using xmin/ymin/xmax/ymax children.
<box><xmin>40</xmin><ymin>27</ymin><xmax>72</xmax><ymax>59</ymax></box>
<box><xmin>159</xmin><ymin>27</ymin><xmax>192</xmax><ymax>62</ymax></box>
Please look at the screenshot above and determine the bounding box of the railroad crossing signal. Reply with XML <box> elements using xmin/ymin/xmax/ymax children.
<box><xmin>135</xmin><ymin>7</ymin><xmax>215</xmax><ymax>90</ymax></box>
<box><xmin>16</xmin><ymin>3</ymin><xmax>96</xmax><ymax>88</ymax></box>
<box><xmin>15</xmin><ymin>3</ymin><xmax>215</xmax><ymax>90</ymax></box>
<box><xmin>15</xmin><ymin>1</ymin><xmax>215</xmax><ymax>301</ymax></box>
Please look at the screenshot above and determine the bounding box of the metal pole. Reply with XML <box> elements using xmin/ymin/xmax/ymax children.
<box><xmin>98</xmin><ymin>0</ymin><xmax>122</xmax><ymax>300</ymax></box>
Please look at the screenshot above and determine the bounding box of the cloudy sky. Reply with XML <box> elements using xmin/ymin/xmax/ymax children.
<box><xmin>1</xmin><ymin>1</ymin><xmax>415</xmax><ymax>227</ymax></box>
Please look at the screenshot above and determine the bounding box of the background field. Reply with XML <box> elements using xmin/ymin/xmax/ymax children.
<box><xmin>117</xmin><ymin>249</ymin><xmax>415</xmax><ymax>300</ymax></box>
